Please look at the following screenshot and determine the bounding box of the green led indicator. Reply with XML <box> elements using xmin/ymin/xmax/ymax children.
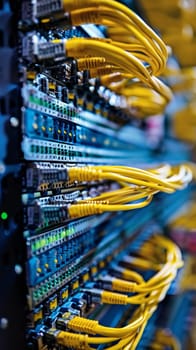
<box><xmin>32</xmin><ymin>243</ymin><xmax>36</xmax><ymax>252</ymax></box>
<box><xmin>1</xmin><ymin>212</ymin><xmax>8</xmax><ymax>220</ymax></box>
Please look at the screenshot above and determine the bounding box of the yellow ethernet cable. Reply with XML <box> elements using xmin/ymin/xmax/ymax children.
<box><xmin>65</xmin><ymin>38</ymin><xmax>172</xmax><ymax>102</ymax></box>
<box><xmin>89</xmin><ymin>65</ymin><xmax>122</xmax><ymax>78</ymax></box>
<box><xmin>46</xmin><ymin>2</ymin><xmax>167</xmax><ymax>75</ymax></box>
<box><xmin>90</xmin><ymin>76</ymin><xmax>168</xmax><ymax>117</ymax></box>
<box><xmin>111</xmin><ymin>274</ymin><xmax>175</xmax><ymax>294</ymax></box>
<box><xmin>103</xmin><ymin>322</ymin><xmax>148</xmax><ymax>350</ymax></box>
<box><xmin>66</xmin><ymin>307</ymin><xmax>149</xmax><ymax>338</ymax></box>
<box><xmin>103</xmin><ymin>333</ymin><xmax>136</xmax><ymax>350</ymax></box>
<box><xmin>60</xmin><ymin>302</ymin><xmax>158</xmax><ymax>350</ymax></box>
<box><xmin>46</xmin><ymin>307</ymin><xmax>150</xmax><ymax>349</ymax></box>
<box><xmin>92</xmin><ymin>234</ymin><xmax>183</xmax><ymax>301</ymax></box>
<box><xmin>81</xmin><ymin>187</ymin><xmax>157</xmax><ymax>205</ymax></box>
<box><xmin>68</xmin><ymin>195</ymin><xmax>153</xmax><ymax>219</ymax></box>
<box><xmin>49</xmin><ymin>287</ymin><xmax>171</xmax><ymax>347</ymax></box>
<box><xmin>110</xmin><ymin>265</ymin><xmax>145</xmax><ymax>283</ymax></box>
<box><xmin>67</xmin><ymin>164</ymin><xmax>192</xmax><ymax>191</ymax></box>
<box><xmin>54</xmin><ymin>327</ymin><xmax>146</xmax><ymax>350</ymax></box>
<box><xmin>134</xmin><ymin>238</ymin><xmax>166</xmax><ymax>263</ymax></box>
<box><xmin>99</xmin><ymin>238</ymin><xmax>178</xmax><ymax>302</ymax></box>
<box><xmin>108</xmin><ymin>305</ymin><xmax>155</xmax><ymax>350</ymax></box>
<box><xmin>50</xmin><ymin>0</ymin><xmax>173</xmax><ymax>111</ymax></box>
<box><xmin>56</xmin><ymin>331</ymin><xmax>119</xmax><ymax>348</ymax></box>
<box><xmin>115</xmin><ymin>85</ymin><xmax>167</xmax><ymax>112</ymax></box>
<box><xmin>62</xmin><ymin>0</ymin><xmax>168</xmax><ymax>62</ymax></box>
<box><xmin>123</xmin><ymin>320</ymin><xmax>148</xmax><ymax>350</ymax></box>
<box><xmin>44</xmin><ymin>235</ymin><xmax>183</xmax><ymax>349</ymax></box>
<box><xmin>99</xmin><ymin>72</ymin><xmax>132</xmax><ymax>87</ymax></box>
<box><xmin>69</xmin><ymin>7</ymin><xmax>164</xmax><ymax>75</ymax></box>
<box><xmin>77</xmin><ymin>56</ymin><xmax>107</xmax><ymax>71</ymax></box>
<box><xmin>65</xmin><ymin>38</ymin><xmax>156</xmax><ymax>83</ymax></box>
<box><xmin>66</xmin><ymin>164</ymin><xmax>192</xmax><ymax>219</ymax></box>
<box><xmin>41</xmin><ymin>0</ymin><xmax>173</xmax><ymax>116</ymax></box>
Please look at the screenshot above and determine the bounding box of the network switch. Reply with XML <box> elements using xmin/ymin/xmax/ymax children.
<box><xmin>0</xmin><ymin>1</ymin><xmax>194</xmax><ymax>350</ymax></box>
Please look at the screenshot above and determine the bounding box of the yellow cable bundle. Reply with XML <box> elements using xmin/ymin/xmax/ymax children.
<box><xmin>65</xmin><ymin>38</ymin><xmax>153</xmax><ymax>82</ymax></box>
<box><xmin>89</xmin><ymin>72</ymin><xmax>168</xmax><ymax>117</ymax></box>
<box><xmin>106</xmin><ymin>82</ymin><xmax>168</xmax><ymax>117</ymax></box>
<box><xmin>63</xmin><ymin>0</ymin><xmax>167</xmax><ymax>62</ymax></box>
<box><xmin>96</xmin><ymin>234</ymin><xmax>183</xmax><ymax>306</ymax></box>
<box><xmin>70</xmin><ymin>7</ymin><xmax>164</xmax><ymax>76</ymax></box>
<box><xmin>48</xmin><ymin>0</ymin><xmax>174</xmax><ymax>115</ymax></box>
<box><xmin>67</xmin><ymin>164</ymin><xmax>192</xmax><ymax>219</ymax></box>
<box><xmin>65</xmin><ymin>38</ymin><xmax>172</xmax><ymax>102</ymax></box>
<box><xmin>68</xmin><ymin>164</ymin><xmax>192</xmax><ymax>190</ymax></box>
<box><xmin>47</xmin><ymin>235</ymin><xmax>183</xmax><ymax>349</ymax></box>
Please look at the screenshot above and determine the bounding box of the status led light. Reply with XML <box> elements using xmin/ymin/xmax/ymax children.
<box><xmin>1</xmin><ymin>212</ymin><xmax>8</xmax><ymax>220</ymax></box>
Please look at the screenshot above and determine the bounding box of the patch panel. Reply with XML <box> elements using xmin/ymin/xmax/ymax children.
<box><xmin>63</xmin><ymin>291</ymin><xmax>189</xmax><ymax>350</ymax></box>
<box><xmin>27</xmin><ymin>221</ymin><xmax>189</xmax><ymax>350</ymax></box>
<box><xmin>22</xmin><ymin>136</ymin><xmax>139</xmax><ymax>163</ymax></box>
<box><xmin>23</xmin><ymin>162</ymin><xmax>69</xmax><ymax>192</ymax></box>
<box><xmin>24</xmin><ymin>200</ymin><xmax>69</xmax><ymax>231</ymax></box>
<box><xmin>21</xmin><ymin>31</ymin><xmax>65</xmax><ymax>63</ymax></box>
<box><xmin>44</xmin><ymin>290</ymin><xmax>193</xmax><ymax>350</ymax></box>
<box><xmin>21</xmin><ymin>24</ymin><xmax>105</xmax><ymax>65</ymax></box>
<box><xmin>23</xmin><ymin>193</ymin><xmax>187</xmax><ymax>316</ymax></box>
<box><xmin>30</xmin><ymin>257</ymin><xmax>87</xmax><ymax>308</ymax></box>
<box><xmin>28</xmin><ymin>181</ymin><xmax>118</xmax><ymax>201</ymax></box>
<box><xmin>21</xmin><ymin>0</ymin><xmax>105</xmax><ymax>40</ymax></box>
<box><xmin>24</xmin><ymin>213</ymin><xmax>110</xmax><ymax>254</ymax></box>
<box><xmin>23</xmin><ymin>75</ymin><xmax>145</xmax><ymax>130</ymax></box>
<box><xmin>27</xmin><ymin>205</ymin><xmax>156</xmax><ymax>311</ymax></box>
<box><xmin>21</xmin><ymin>42</ymin><xmax>154</xmax><ymax>126</ymax></box>
<box><xmin>24</xmin><ymin>70</ymin><xmax>140</xmax><ymax>125</ymax></box>
<box><xmin>23</xmin><ymin>161</ymin><xmax>106</xmax><ymax>193</ymax></box>
<box><xmin>29</xmin><ymin>223</ymin><xmax>150</xmax><ymax>312</ymax></box>
<box><xmin>25</xmin><ymin>213</ymin><xmax>110</xmax><ymax>254</ymax></box>
<box><xmin>26</xmin><ymin>209</ymin><xmax>147</xmax><ymax>314</ymax></box>
<box><xmin>27</xmin><ymin>229</ymin><xmax>99</xmax><ymax>287</ymax></box>
<box><xmin>22</xmin><ymin>84</ymin><xmax>123</xmax><ymax>133</ymax></box>
<box><xmin>24</xmin><ymin>161</ymin><xmax>116</xmax><ymax>193</ymax></box>
<box><xmin>24</xmin><ymin>182</ymin><xmax>118</xmax><ymax>231</ymax></box>
<box><xmin>23</xmin><ymin>108</ymin><xmax>133</xmax><ymax>152</ymax></box>
<box><xmin>26</xmin><ymin>219</ymin><xmax>159</xmax><ymax>350</ymax></box>
<box><xmin>30</xmin><ymin>250</ymin><xmax>114</xmax><ymax>312</ymax></box>
<box><xmin>23</xmin><ymin>84</ymin><xmax>78</xmax><ymax>121</ymax></box>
